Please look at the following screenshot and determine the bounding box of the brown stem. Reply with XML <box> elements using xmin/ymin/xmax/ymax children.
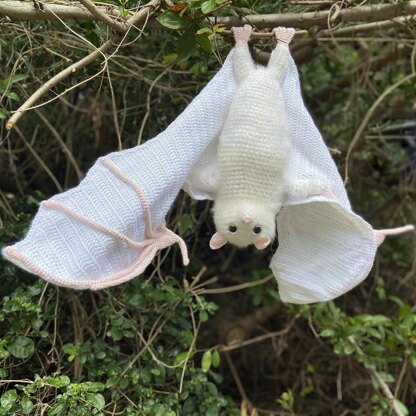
<box><xmin>78</xmin><ymin>0</ymin><xmax>127</xmax><ymax>32</ymax></box>
<box><xmin>347</xmin><ymin>336</ymin><xmax>405</xmax><ymax>416</ymax></box>
<box><xmin>0</xmin><ymin>1</ymin><xmax>121</xmax><ymax>22</ymax></box>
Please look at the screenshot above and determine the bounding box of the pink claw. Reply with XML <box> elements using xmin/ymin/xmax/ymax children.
<box><xmin>232</xmin><ymin>24</ymin><xmax>252</xmax><ymax>47</ymax></box>
<box><xmin>273</xmin><ymin>27</ymin><xmax>296</xmax><ymax>45</ymax></box>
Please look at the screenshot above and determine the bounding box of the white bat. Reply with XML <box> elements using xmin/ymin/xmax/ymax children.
<box><xmin>3</xmin><ymin>26</ymin><xmax>413</xmax><ymax>303</ymax></box>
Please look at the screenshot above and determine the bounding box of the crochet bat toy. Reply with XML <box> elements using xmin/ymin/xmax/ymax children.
<box><xmin>3</xmin><ymin>26</ymin><xmax>414</xmax><ymax>304</ymax></box>
<box><xmin>209</xmin><ymin>26</ymin><xmax>325</xmax><ymax>251</ymax></box>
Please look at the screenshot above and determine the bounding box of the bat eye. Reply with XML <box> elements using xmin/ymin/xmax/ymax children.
<box><xmin>228</xmin><ymin>224</ymin><xmax>237</xmax><ymax>233</ymax></box>
<box><xmin>253</xmin><ymin>225</ymin><xmax>262</xmax><ymax>234</ymax></box>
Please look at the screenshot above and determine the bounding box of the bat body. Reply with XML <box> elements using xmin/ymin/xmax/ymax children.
<box><xmin>210</xmin><ymin>26</ymin><xmax>293</xmax><ymax>250</ymax></box>
<box><xmin>212</xmin><ymin>68</ymin><xmax>290</xmax><ymax>248</ymax></box>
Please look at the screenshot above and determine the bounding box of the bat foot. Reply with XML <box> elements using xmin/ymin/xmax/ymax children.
<box><xmin>273</xmin><ymin>27</ymin><xmax>295</xmax><ymax>45</ymax></box>
<box><xmin>232</xmin><ymin>24</ymin><xmax>252</xmax><ymax>47</ymax></box>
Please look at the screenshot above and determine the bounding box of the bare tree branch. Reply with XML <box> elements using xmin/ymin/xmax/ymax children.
<box><xmin>4</xmin><ymin>0</ymin><xmax>416</xmax><ymax>130</ymax></box>
<box><xmin>6</xmin><ymin>0</ymin><xmax>161</xmax><ymax>130</ymax></box>
<box><xmin>2</xmin><ymin>0</ymin><xmax>416</xmax><ymax>31</ymax></box>
<box><xmin>0</xmin><ymin>1</ymin><xmax>120</xmax><ymax>22</ymax></box>
<box><xmin>78</xmin><ymin>0</ymin><xmax>127</xmax><ymax>32</ymax></box>
<box><xmin>348</xmin><ymin>337</ymin><xmax>405</xmax><ymax>416</ymax></box>
<box><xmin>216</xmin><ymin>1</ymin><xmax>416</xmax><ymax>29</ymax></box>
<box><xmin>0</xmin><ymin>1</ymin><xmax>163</xmax><ymax>29</ymax></box>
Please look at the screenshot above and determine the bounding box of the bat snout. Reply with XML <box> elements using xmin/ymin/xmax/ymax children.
<box><xmin>241</xmin><ymin>215</ymin><xmax>253</xmax><ymax>224</ymax></box>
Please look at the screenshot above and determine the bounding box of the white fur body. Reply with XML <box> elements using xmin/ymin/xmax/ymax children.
<box><xmin>212</xmin><ymin>44</ymin><xmax>291</xmax><ymax>248</ymax></box>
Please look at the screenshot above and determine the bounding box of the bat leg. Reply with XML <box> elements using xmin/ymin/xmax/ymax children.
<box><xmin>267</xmin><ymin>27</ymin><xmax>295</xmax><ymax>80</ymax></box>
<box><xmin>231</xmin><ymin>25</ymin><xmax>255</xmax><ymax>82</ymax></box>
<box><xmin>285</xmin><ymin>179</ymin><xmax>326</xmax><ymax>202</ymax></box>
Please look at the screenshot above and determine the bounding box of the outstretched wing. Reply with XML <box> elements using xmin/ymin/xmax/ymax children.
<box><xmin>2</xmin><ymin>52</ymin><xmax>238</xmax><ymax>290</ymax></box>
<box><xmin>269</xmin><ymin>51</ymin><xmax>380</xmax><ymax>304</ymax></box>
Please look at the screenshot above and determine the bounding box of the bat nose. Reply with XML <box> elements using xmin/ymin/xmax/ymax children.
<box><xmin>241</xmin><ymin>215</ymin><xmax>253</xmax><ymax>224</ymax></box>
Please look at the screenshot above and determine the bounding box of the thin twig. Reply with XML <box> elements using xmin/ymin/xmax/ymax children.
<box><xmin>6</xmin><ymin>37</ymin><xmax>117</xmax><ymax>130</ymax></box>
<box><xmin>14</xmin><ymin>126</ymin><xmax>63</xmax><ymax>192</ymax></box>
<box><xmin>347</xmin><ymin>336</ymin><xmax>405</xmax><ymax>416</ymax></box>
<box><xmin>224</xmin><ymin>351</ymin><xmax>250</xmax><ymax>404</ymax></box>
<box><xmin>34</xmin><ymin>109</ymin><xmax>84</xmax><ymax>181</ymax></box>
<box><xmin>344</xmin><ymin>72</ymin><xmax>416</xmax><ymax>184</ymax></box>
<box><xmin>78</xmin><ymin>0</ymin><xmax>126</xmax><ymax>32</ymax></box>
<box><xmin>6</xmin><ymin>0</ymin><xmax>161</xmax><ymax>130</ymax></box>
<box><xmin>195</xmin><ymin>274</ymin><xmax>273</xmax><ymax>295</ymax></box>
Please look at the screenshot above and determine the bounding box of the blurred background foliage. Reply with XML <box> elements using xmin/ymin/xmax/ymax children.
<box><xmin>0</xmin><ymin>0</ymin><xmax>415</xmax><ymax>414</ymax></box>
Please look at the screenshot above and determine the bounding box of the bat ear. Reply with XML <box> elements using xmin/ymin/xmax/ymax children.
<box><xmin>210</xmin><ymin>232</ymin><xmax>228</xmax><ymax>250</ymax></box>
<box><xmin>254</xmin><ymin>237</ymin><xmax>271</xmax><ymax>250</ymax></box>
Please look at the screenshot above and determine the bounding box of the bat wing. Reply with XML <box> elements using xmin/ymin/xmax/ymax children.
<box><xmin>2</xmin><ymin>52</ymin><xmax>237</xmax><ymax>290</ymax></box>
<box><xmin>270</xmin><ymin>52</ymin><xmax>380</xmax><ymax>304</ymax></box>
<box><xmin>182</xmin><ymin>133</ymin><xmax>220</xmax><ymax>200</ymax></box>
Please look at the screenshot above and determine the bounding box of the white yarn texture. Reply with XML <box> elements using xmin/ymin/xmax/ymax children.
<box><xmin>2</xmin><ymin>53</ymin><xmax>237</xmax><ymax>290</ymax></box>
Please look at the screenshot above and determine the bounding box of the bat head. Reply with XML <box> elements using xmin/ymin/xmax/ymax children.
<box><xmin>210</xmin><ymin>199</ymin><xmax>278</xmax><ymax>250</ymax></box>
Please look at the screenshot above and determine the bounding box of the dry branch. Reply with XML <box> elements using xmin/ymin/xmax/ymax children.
<box><xmin>216</xmin><ymin>1</ymin><xmax>416</xmax><ymax>29</ymax></box>
<box><xmin>0</xmin><ymin>1</ymin><xmax>120</xmax><ymax>22</ymax></box>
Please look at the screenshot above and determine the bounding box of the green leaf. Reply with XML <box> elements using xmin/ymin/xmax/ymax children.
<box><xmin>1</xmin><ymin>389</ymin><xmax>18</xmax><ymax>409</ymax></box>
<box><xmin>5</xmin><ymin>92</ymin><xmax>20</xmax><ymax>101</ymax></box>
<box><xmin>48</xmin><ymin>401</ymin><xmax>67</xmax><ymax>415</ymax></box>
<box><xmin>378</xmin><ymin>372</ymin><xmax>395</xmax><ymax>383</ymax></box>
<box><xmin>196</xmin><ymin>27</ymin><xmax>212</xmax><ymax>35</ymax></box>
<box><xmin>201</xmin><ymin>350</ymin><xmax>212</xmax><ymax>373</ymax></box>
<box><xmin>212</xmin><ymin>350</ymin><xmax>220</xmax><ymax>368</ymax></box>
<box><xmin>0</xmin><ymin>74</ymin><xmax>27</xmax><ymax>91</ymax></box>
<box><xmin>31</xmin><ymin>318</ymin><xmax>43</xmax><ymax>331</ymax></box>
<box><xmin>213</xmin><ymin>23</ymin><xmax>225</xmax><ymax>33</ymax></box>
<box><xmin>196</xmin><ymin>33</ymin><xmax>212</xmax><ymax>53</ymax></box>
<box><xmin>157</xmin><ymin>11</ymin><xmax>189</xmax><ymax>30</ymax></box>
<box><xmin>199</xmin><ymin>310</ymin><xmax>208</xmax><ymax>322</ymax></box>
<box><xmin>0</xmin><ymin>108</ymin><xmax>9</xmax><ymax>120</ymax></box>
<box><xmin>175</xmin><ymin>351</ymin><xmax>191</xmax><ymax>365</ymax></box>
<box><xmin>105</xmin><ymin>377</ymin><xmax>118</xmax><ymax>388</ymax></box>
<box><xmin>178</xmin><ymin>27</ymin><xmax>197</xmax><ymax>59</ymax></box>
<box><xmin>107</xmin><ymin>327</ymin><xmax>123</xmax><ymax>341</ymax></box>
<box><xmin>8</xmin><ymin>336</ymin><xmax>34</xmax><ymax>359</ymax></box>
<box><xmin>46</xmin><ymin>375</ymin><xmax>70</xmax><ymax>388</ymax></box>
<box><xmin>343</xmin><ymin>343</ymin><xmax>355</xmax><ymax>355</ymax></box>
<box><xmin>85</xmin><ymin>393</ymin><xmax>105</xmax><ymax>410</ymax></box>
<box><xmin>364</xmin><ymin>343</ymin><xmax>385</xmax><ymax>355</ymax></box>
<box><xmin>21</xmin><ymin>397</ymin><xmax>34</xmax><ymax>414</ymax></box>
<box><xmin>320</xmin><ymin>329</ymin><xmax>335</xmax><ymax>337</ymax></box>
<box><xmin>201</xmin><ymin>0</ymin><xmax>216</xmax><ymax>14</ymax></box>
<box><xmin>8</xmin><ymin>74</ymin><xmax>28</xmax><ymax>84</ymax></box>
<box><xmin>394</xmin><ymin>399</ymin><xmax>409</xmax><ymax>416</ymax></box>
<box><xmin>162</xmin><ymin>53</ymin><xmax>178</xmax><ymax>65</ymax></box>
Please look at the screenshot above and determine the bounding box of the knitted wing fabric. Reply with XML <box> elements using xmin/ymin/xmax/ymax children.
<box><xmin>2</xmin><ymin>54</ymin><xmax>237</xmax><ymax>290</ymax></box>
